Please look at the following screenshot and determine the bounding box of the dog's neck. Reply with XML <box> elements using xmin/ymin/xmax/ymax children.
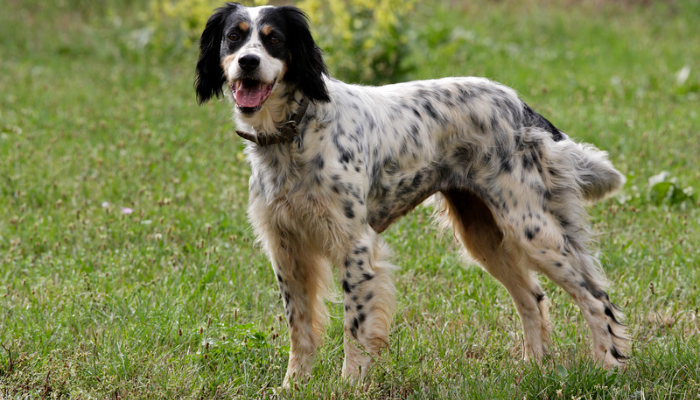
<box><xmin>236</xmin><ymin>97</ymin><xmax>309</xmax><ymax>146</ymax></box>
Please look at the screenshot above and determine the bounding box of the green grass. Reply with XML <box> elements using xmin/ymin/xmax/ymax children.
<box><xmin>1</xmin><ymin>0</ymin><xmax>699</xmax><ymax>398</ymax></box>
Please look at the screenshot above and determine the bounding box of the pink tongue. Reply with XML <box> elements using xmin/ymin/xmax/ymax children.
<box><xmin>235</xmin><ymin>82</ymin><xmax>264</xmax><ymax>108</ymax></box>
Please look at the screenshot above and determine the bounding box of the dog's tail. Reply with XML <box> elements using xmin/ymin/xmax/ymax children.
<box><xmin>566</xmin><ymin>141</ymin><xmax>626</xmax><ymax>202</ymax></box>
<box><xmin>521</xmin><ymin>104</ymin><xmax>624</xmax><ymax>202</ymax></box>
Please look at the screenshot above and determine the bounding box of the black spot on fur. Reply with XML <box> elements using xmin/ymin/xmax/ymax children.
<box><xmin>489</xmin><ymin>116</ymin><xmax>500</xmax><ymax>132</ymax></box>
<box><xmin>362</xmin><ymin>273</ymin><xmax>374</xmax><ymax>281</ymax></box>
<box><xmin>500</xmin><ymin>159</ymin><xmax>513</xmax><ymax>173</ymax></box>
<box><xmin>423</xmin><ymin>101</ymin><xmax>438</xmax><ymax>119</ymax></box>
<box><xmin>604</xmin><ymin>305</ymin><xmax>622</xmax><ymax>326</ymax></box>
<box><xmin>610</xmin><ymin>346</ymin><xmax>628</xmax><ymax>360</ymax></box>
<box><xmin>354</xmin><ymin>246</ymin><xmax>368</xmax><ymax>254</ymax></box>
<box><xmin>470</xmin><ymin>114</ymin><xmax>487</xmax><ymax>133</ymax></box>
<box><xmin>523</xmin><ymin>103</ymin><xmax>564</xmax><ymax>142</ymax></box>
<box><xmin>580</xmin><ymin>278</ymin><xmax>608</xmax><ymax>300</ymax></box>
<box><xmin>396</xmin><ymin>171</ymin><xmax>424</xmax><ymax>198</ymax></box>
<box><xmin>344</xmin><ymin>201</ymin><xmax>355</xmax><ymax>219</ymax></box>
<box><xmin>412</xmin><ymin>172</ymin><xmax>423</xmax><ymax>187</ymax></box>
<box><xmin>525</xmin><ymin>228</ymin><xmax>536</xmax><ymax>240</ymax></box>
<box><xmin>339</xmin><ymin>149</ymin><xmax>353</xmax><ymax>164</ymax></box>
<box><xmin>523</xmin><ymin>147</ymin><xmax>543</xmax><ymax>173</ymax></box>
<box><xmin>535</xmin><ymin>292</ymin><xmax>546</xmax><ymax>303</ymax></box>
<box><xmin>607</xmin><ymin>324</ymin><xmax>625</xmax><ymax>340</ymax></box>
<box><xmin>311</xmin><ymin>155</ymin><xmax>324</xmax><ymax>169</ymax></box>
<box><xmin>399</xmin><ymin>141</ymin><xmax>409</xmax><ymax>156</ymax></box>
<box><xmin>342</xmin><ymin>280</ymin><xmax>351</xmax><ymax>293</ymax></box>
<box><xmin>409</xmin><ymin>124</ymin><xmax>421</xmax><ymax>146</ymax></box>
<box><xmin>358</xmin><ymin>313</ymin><xmax>366</xmax><ymax>323</ymax></box>
<box><xmin>411</xmin><ymin>107</ymin><xmax>421</xmax><ymax>119</ymax></box>
<box><xmin>367</xmin><ymin>116</ymin><xmax>377</xmax><ymax>131</ymax></box>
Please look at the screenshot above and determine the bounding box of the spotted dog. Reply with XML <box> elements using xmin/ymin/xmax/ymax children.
<box><xmin>195</xmin><ymin>3</ymin><xmax>628</xmax><ymax>387</ymax></box>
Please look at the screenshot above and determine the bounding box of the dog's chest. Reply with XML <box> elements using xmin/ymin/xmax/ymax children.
<box><xmin>247</xmin><ymin>144</ymin><xmax>358</xmax><ymax>236</ymax></box>
<box><xmin>248</xmin><ymin>143</ymin><xmax>324</xmax><ymax>194</ymax></box>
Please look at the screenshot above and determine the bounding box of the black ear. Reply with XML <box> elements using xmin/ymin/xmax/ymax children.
<box><xmin>195</xmin><ymin>3</ymin><xmax>240</xmax><ymax>104</ymax></box>
<box><xmin>279</xmin><ymin>6</ymin><xmax>330</xmax><ymax>103</ymax></box>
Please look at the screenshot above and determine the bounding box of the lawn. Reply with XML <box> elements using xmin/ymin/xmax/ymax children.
<box><xmin>1</xmin><ymin>0</ymin><xmax>699</xmax><ymax>398</ymax></box>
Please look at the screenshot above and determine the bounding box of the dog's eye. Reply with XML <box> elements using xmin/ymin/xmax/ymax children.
<box><xmin>227</xmin><ymin>33</ymin><xmax>240</xmax><ymax>42</ymax></box>
<box><xmin>268</xmin><ymin>35</ymin><xmax>281</xmax><ymax>45</ymax></box>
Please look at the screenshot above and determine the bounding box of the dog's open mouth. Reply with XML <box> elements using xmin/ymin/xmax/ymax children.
<box><xmin>232</xmin><ymin>78</ymin><xmax>275</xmax><ymax>113</ymax></box>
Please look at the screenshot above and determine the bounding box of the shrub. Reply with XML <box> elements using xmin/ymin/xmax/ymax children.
<box><xmin>298</xmin><ymin>0</ymin><xmax>416</xmax><ymax>84</ymax></box>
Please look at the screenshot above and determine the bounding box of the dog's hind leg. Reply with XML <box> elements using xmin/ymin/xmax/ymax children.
<box><xmin>337</xmin><ymin>228</ymin><xmax>397</xmax><ymax>381</ymax></box>
<box><xmin>519</xmin><ymin>238</ymin><xmax>629</xmax><ymax>368</ymax></box>
<box><xmin>437</xmin><ymin>190</ymin><xmax>553</xmax><ymax>363</ymax></box>
<box><xmin>477</xmin><ymin>169</ymin><xmax>629</xmax><ymax>367</ymax></box>
<box><xmin>267</xmin><ymin>239</ymin><xmax>333</xmax><ymax>388</ymax></box>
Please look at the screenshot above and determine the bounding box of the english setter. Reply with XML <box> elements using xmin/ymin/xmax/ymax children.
<box><xmin>195</xmin><ymin>3</ymin><xmax>628</xmax><ymax>387</ymax></box>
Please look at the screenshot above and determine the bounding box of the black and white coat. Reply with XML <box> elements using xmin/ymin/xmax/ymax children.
<box><xmin>196</xmin><ymin>3</ymin><xmax>628</xmax><ymax>388</ymax></box>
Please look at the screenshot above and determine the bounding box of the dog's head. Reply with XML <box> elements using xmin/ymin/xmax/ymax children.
<box><xmin>195</xmin><ymin>3</ymin><xmax>330</xmax><ymax>115</ymax></box>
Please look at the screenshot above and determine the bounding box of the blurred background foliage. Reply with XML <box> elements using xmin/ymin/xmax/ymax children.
<box><xmin>8</xmin><ymin>0</ymin><xmax>700</xmax><ymax>88</ymax></box>
<box><xmin>6</xmin><ymin>0</ymin><xmax>419</xmax><ymax>85</ymax></box>
<box><xmin>296</xmin><ymin>0</ymin><xmax>416</xmax><ymax>84</ymax></box>
<box><xmin>149</xmin><ymin>0</ymin><xmax>417</xmax><ymax>84</ymax></box>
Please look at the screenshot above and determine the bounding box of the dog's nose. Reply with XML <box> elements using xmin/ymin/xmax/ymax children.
<box><xmin>238</xmin><ymin>54</ymin><xmax>260</xmax><ymax>72</ymax></box>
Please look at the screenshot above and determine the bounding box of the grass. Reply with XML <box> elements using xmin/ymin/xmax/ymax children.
<box><xmin>1</xmin><ymin>0</ymin><xmax>699</xmax><ymax>398</ymax></box>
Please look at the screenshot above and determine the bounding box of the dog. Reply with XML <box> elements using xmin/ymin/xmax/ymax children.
<box><xmin>195</xmin><ymin>3</ymin><xmax>628</xmax><ymax>387</ymax></box>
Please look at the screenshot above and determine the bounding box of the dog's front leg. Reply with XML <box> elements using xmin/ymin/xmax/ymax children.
<box><xmin>339</xmin><ymin>230</ymin><xmax>397</xmax><ymax>381</ymax></box>
<box><xmin>268</xmin><ymin>244</ymin><xmax>332</xmax><ymax>388</ymax></box>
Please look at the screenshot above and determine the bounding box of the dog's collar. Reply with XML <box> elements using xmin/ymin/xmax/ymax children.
<box><xmin>235</xmin><ymin>97</ymin><xmax>310</xmax><ymax>147</ymax></box>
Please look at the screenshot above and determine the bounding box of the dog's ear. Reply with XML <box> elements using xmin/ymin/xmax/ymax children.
<box><xmin>195</xmin><ymin>3</ymin><xmax>239</xmax><ymax>104</ymax></box>
<box><xmin>279</xmin><ymin>6</ymin><xmax>330</xmax><ymax>103</ymax></box>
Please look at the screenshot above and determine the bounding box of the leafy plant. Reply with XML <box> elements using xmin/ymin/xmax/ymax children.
<box><xmin>298</xmin><ymin>0</ymin><xmax>417</xmax><ymax>84</ymax></box>
<box><xmin>647</xmin><ymin>171</ymin><xmax>697</xmax><ymax>207</ymax></box>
